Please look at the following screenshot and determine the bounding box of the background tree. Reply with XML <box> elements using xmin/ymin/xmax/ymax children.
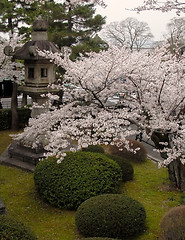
<box><xmin>163</xmin><ymin>17</ymin><xmax>185</xmax><ymax>53</ymax></box>
<box><xmin>102</xmin><ymin>17</ymin><xmax>153</xmax><ymax>51</ymax></box>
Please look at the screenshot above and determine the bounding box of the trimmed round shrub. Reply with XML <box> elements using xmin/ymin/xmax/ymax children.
<box><xmin>106</xmin><ymin>154</ymin><xmax>134</xmax><ymax>182</ymax></box>
<box><xmin>82</xmin><ymin>145</ymin><xmax>105</xmax><ymax>153</ymax></box>
<box><xmin>75</xmin><ymin>194</ymin><xmax>146</xmax><ymax>239</ymax></box>
<box><xmin>106</xmin><ymin>139</ymin><xmax>147</xmax><ymax>163</ymax></box>
<box><xmin>0</xmin><ymin>215</ymin><xmax>37</xmax><ymax>240</ymax></box>
<box><xmin>159</xmin><ymin>205</ymin><xmax>185</xmax><ymax>240</ymax></box>
<box><xmin>34</xmin><ymin>152</ymin><xmax>122</xmax><ymax>210</ymax></box>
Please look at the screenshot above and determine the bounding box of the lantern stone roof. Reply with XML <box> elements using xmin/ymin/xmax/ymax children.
<box><xmin>13</xmin><ymin>18</ymin><xmax>61</xmax><ymax>60</ymax></box>
<box><xmin>13</xmin><ymin>40</ymin><xmax>60</xmax><ymax>60</ymax></box>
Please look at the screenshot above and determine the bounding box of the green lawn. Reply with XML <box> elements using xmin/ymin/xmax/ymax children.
<box><xmin>0</xmin><ymin>130</ymin><xmax>184</xmax><ymax>240</ymax></box>
<box><xmin>123</xmin><ymin>161</ymin><xmax>183</xmax><ymax>240</ymax></box>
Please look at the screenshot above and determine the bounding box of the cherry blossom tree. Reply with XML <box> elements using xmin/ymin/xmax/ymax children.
<box><xmin>15</xmin><ymin>43</ymin><xmax>185</xmax><ymax>191</ymax></box>
<box><xmin>11</xmin><ymin>0</ymin><xmax>185</xmax><ymax>190</ymax></box>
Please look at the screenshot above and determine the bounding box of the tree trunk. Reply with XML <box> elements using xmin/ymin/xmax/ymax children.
<box><xmin>11</xmin><ymin>82</ymin><xmax>18</xmax><ymax>131</ymax></box>
<box><xmin>151</xmin><ymin>131</ymin><xmax>185</xmax><ymax>191</ymax></box>
<box><xmin>21</xmin><ymin>93</ymin><xmax>27</xmax><ymax>107</ymax></box>
<box><xmin>168</xmin><ymin>159</ymin><xmax>185</xmax><ymax>191</ymax></box>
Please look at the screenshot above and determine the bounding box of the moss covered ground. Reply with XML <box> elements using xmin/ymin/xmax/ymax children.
<box><xmin>0</xmin><ymin>130</ymin><xmax>184</xmax><ymax>239</ymax></box>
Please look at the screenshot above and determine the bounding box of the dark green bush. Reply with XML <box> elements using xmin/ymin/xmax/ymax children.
<box><xmin>0</xmin><ymin>108</ymin><xmax>31</xmax><ymax>130</ymax></box>
<box><xmin>0</xmin><ymin>109</ymin><xmax>11</xmax><ymax>130</ymax></box>
<box><xmin>106</xmin><ymin>154</ymin><xmax>134</xmax><ymax>182</ymax></box>
<box><xmin>34</xmin><ymin>152</ymin><xmax>122</xmax><ymax>210</ymax></box>
<box><xmin>159</xmin><ymin>205</ymin><xmax>185</xmax><ymax>240</ymax></box>
<box><xmin>75</xmin><ymin>194</ymin><xmax>146</xmax><ymax>239</ymax></box>
<box><xmin>106</xmin><ymin>139</ymin><xmax>147</xmax><ymax>163</ymax></box>
<box><xmin>17</xmin><ymin>108</ymin><xmax>31</xmax><ymax>129</ymax></box>
<box><xmin>82</xmin><ymin>145</ymin><xmax>105</xmax><ymax>153</ymax></box>
<box><xmin>0</xmin><ymin>215</ymin><xmax>37</xmax><ymax>240</ymax></box>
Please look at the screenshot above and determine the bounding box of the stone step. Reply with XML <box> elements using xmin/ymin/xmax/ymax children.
<box><xmin>0</xmin><ymin>140</ymin><xmax>78</xmax><ymax>172</ymax></box>
<box><xmin>8</xmin><ymin>141</ymin><xmax>45</xmax><ymax>166</ymax></box>
<box><xmin>0</xmin><ymin>147</ymin><xmax>35</xmax><ymax>172</ymax></box>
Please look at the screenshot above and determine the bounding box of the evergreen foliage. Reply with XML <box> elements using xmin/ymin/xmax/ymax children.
<box><xmin>0</xmin><ymin>0</ymin><xmax>107</xmax><ymax>58</ymax></box>
<box><xmin>0</xmin><ymin>0</ymin><xmax>40</xmax><ymax>35</ymax></box>
<box><xmin>43</xmin><ymin>1</ymin><xmax>107</xmax><ymax>59</ymax></box>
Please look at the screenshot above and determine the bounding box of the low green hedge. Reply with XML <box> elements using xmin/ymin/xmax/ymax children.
<box><xmin>0</xmin><ymin>215</ymin><xmax>37</xmax><ymax>240</ymax></box>
<box><xmin>0</xmin><ymin>109</ymin><xmax>11</xmax><ymax>130</ymax></box>
<box><xmin>82</xmin><ymin>145</ymin><xmax>105</xmax><ymax>153</ymax></box>
<box><xmin>34</xmin><ymin>152</ymin><xmax>122</xmax><ymax>210</ymax></box>
<box><xmin>0</xmin><ymin>108</ymin><xmax>31</xmax><ymax>130</ymax></box>
<box><xmin>75</xmin><ymin>194</ymin><xmax>146</xmax><ymax>239</ymax></box>
<box><xmin>106</xmin><ymin>154</ymin><xmax>134</xmax><ymax>182</ymax></box>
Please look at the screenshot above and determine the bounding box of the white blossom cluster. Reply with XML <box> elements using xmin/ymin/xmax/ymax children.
<box><xmin>136</xmin><ymin>0</ymin><xmax>185</xmax><ymax>15</ymax></box>
<box><xmin>15</xmin><ymin>43</ymin><xmax>185</xmax><ymax>165</ymax></box>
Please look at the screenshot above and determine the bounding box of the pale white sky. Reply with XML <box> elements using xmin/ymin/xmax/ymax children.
<box><xmin>96</xmin><ymin>0</ymin><xmax>185</xmax><ymax>41</ymax></box>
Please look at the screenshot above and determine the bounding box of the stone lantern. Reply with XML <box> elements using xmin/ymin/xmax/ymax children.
<box><xmin>3</xmin><ymin>18</ymin><xmax>66</xmax><ymax>168</ymax></box>
<box><xmin>5</xmin><ymin>18</ymin><xmax>61</xmax><ymax>117</ymax></box>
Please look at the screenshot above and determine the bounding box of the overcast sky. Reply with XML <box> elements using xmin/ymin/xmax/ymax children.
<box><xmin>96</xmin><ymin>0</ymin><xmax>185</xmax><ymax>41</ymax></box>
